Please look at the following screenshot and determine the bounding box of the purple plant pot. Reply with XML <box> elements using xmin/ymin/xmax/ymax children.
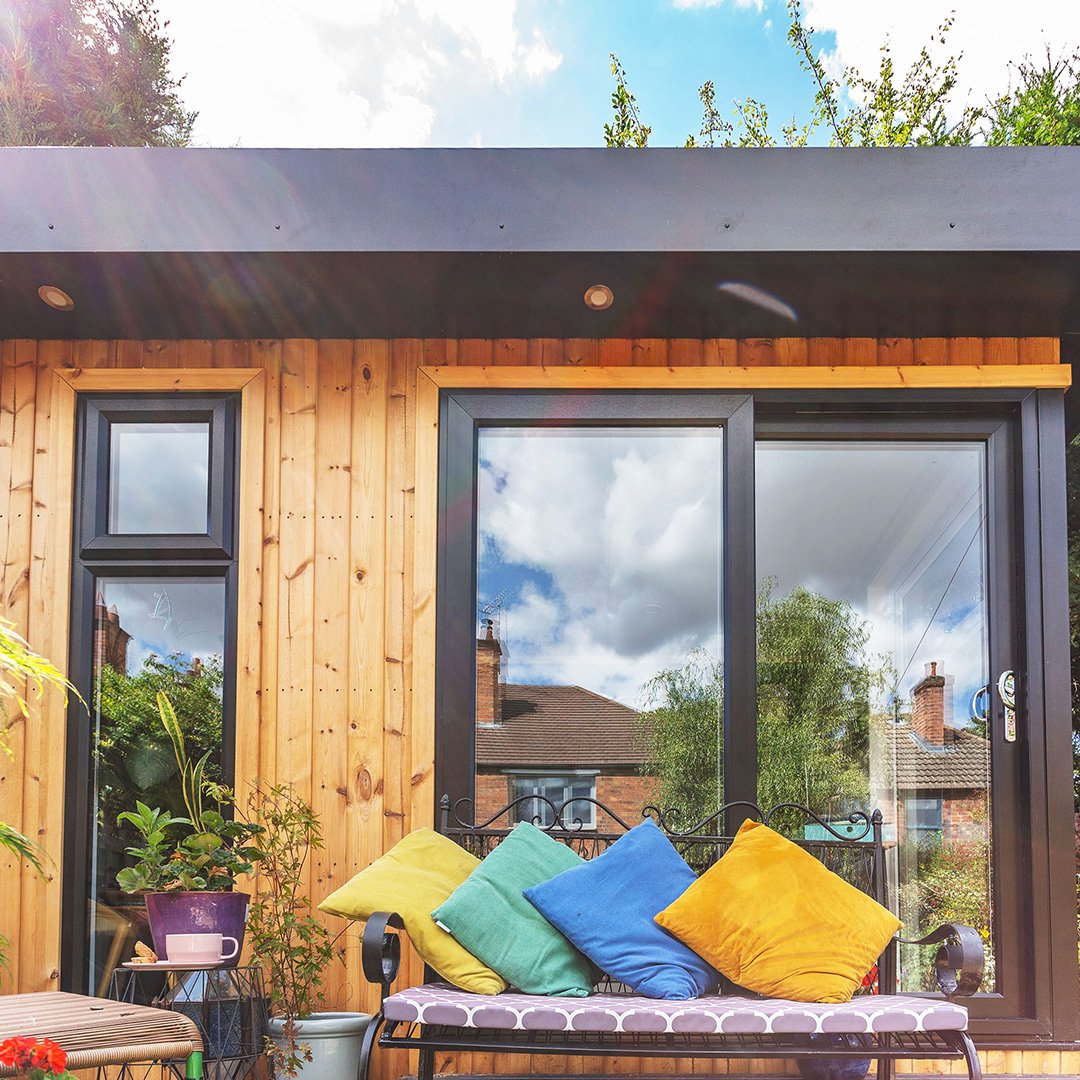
<box><xmin>145</xmin><ymin>891</ymin><xmax>250</xmax><ymax>965</ymax></box>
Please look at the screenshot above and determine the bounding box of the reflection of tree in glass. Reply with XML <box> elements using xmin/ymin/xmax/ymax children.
<box><xmin>638</xmin><ymin>584</ymin><xmax>892</xmax><ymax>829</ymax></box>
<box><xmin>95</xmin><ymin>653</ymin><xmax>223</xmax><ymax>829</ymax></box>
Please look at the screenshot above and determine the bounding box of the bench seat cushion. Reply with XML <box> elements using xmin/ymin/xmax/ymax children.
<box><xmin>383</xmin><ymin>985</ymin><xmax>968</xmax><ymax>1035</ymax></box>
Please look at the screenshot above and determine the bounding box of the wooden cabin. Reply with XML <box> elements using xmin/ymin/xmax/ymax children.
<box><xmin>0</xmin><ymin>147</ymin><xmax>1077</xmax><ymax>1077</ymax></box>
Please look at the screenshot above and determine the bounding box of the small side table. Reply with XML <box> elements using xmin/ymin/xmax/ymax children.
<box><xmin>110</xmin><ymin>966</ymin><xmax>268</xmax><ymax>1080</ymax></box>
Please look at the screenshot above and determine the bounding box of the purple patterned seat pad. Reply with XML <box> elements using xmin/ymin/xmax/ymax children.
<box><xmin>383</xmin><ymin>984</ymin><xmax>967</xmax><ymax>1035</ymax></box>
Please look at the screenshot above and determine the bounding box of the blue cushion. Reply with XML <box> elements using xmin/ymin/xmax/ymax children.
<box><xmin>523</xmin><ymin>818</ymin><xmax>717</xmax><ymax>1000</ymax></box>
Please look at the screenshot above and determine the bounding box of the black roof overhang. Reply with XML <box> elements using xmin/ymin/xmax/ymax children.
<box><xmin>1</xmin><ymin>145</ymin><xmax>1078</xmax><ymax>344</ymax></box>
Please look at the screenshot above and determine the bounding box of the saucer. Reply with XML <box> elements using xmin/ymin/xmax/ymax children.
<box><xmin>121</xmin><ymin>960</ymin><xmax>225</xmax><ymax>970</ymax></box>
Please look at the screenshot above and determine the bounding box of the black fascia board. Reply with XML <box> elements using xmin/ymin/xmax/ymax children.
<box><xmin>3</xmin><ymin>146</ymin><xmax>1080</xmax><ymax>255</ymax></box>
<box><xmin>0</xmin><ymin>147</ymin><xmax>1078</xmax><ymax>343</ymax></box>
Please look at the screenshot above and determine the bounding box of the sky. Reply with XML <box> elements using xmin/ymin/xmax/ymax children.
<box><xmin>156</xmin><ymin>0</ymin><xmax>1080</xmax><ymax>148</ymax></box>
<box><xmin>478</xmin><ymin>428</ymin><xmax>988</xmax><ymax>724</ymax></box>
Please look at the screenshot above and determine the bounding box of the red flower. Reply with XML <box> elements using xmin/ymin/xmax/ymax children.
<box><xmin>0</xmin><ymin>1037</ymin><xmax>68</xmax><ymax>1075</ymax></box>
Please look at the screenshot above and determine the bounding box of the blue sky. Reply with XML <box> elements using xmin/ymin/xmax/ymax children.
<box><xmin>156</xmin><ymin>0</ymin><xmax>1080</xmax><ymax>148</ymax></box>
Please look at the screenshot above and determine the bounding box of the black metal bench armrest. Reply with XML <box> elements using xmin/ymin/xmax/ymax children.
<box><xmin>362</xmin><ymin>911</ymin><xmax>405</xmax><ymax>1002</ymax></box>
<box><xmin>898</xmin><ymin>922</ymin><xmax>985</xmax><ymax>997</ymax></box>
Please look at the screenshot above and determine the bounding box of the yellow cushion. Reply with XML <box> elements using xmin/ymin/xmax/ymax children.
<box><xmin>318</xmin><ymin>829</ymin><xmax>507</xmax><ymax>995</ymax></box>
<box><xmin>654</xmin><ymin>820</ymin><xmax>901</xmax><ymax>1003</ymax></box>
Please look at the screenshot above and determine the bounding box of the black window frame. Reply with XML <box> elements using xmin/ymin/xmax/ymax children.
<box><xmin>61</xmin><ymin>392</ymin><xmax>240</xmax><ymax>996</ymax></box>
<box><xmin>434</xmin><ymin>384</ymin><xmax>1077</xmax><ymax>1044</ymax></box>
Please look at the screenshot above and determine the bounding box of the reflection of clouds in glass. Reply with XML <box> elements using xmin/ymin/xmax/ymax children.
<box><xmin>478</xmin><ymin>428</ymin><xmax>723</xmax><ymax>705</ymax></box>
<box><xmin>110</xmin><ymin>423</ymin><xmax>209</xmax><ymax>534</ymax></box>
<box><xmin>98</xmin><ymin>578</ymin><xmax>225</xmax><ymax>675</ymax></box>
<box><xmin>757</xmin><ymin>442</ymin><xmax>988</xmax><ymax>721</ymax></box>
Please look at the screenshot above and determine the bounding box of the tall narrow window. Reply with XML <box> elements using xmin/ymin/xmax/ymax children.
<box><xmin>64</xmin><ymin>395</ymin><xmax>238</xmax><ymax>997</ymax></box>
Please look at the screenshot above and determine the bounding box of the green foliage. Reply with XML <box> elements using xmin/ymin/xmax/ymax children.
<box><xmin>243</xmin><ymin>784</ymin><xmax>341</xmax><ymax>1077</ymax></box>
<box><xmin>116</xmin><ymin>692</ymin><xmax>264</xmax><ymax>893</ymax></box>
<box><xmin>638</xmin><ymin>584</ymin><xmax>891</xmax><ymax>826</ymax></box>
<box><xmin>985</xmin><ymin>50</ymin><xmax>1080</xmax><ymax>146</ymax></box>
<box><xmin>96</xmin><ymin>652</ymin><xmax>223</xmax><ymax>828</ymax></box>
<box><xmin>0</xmin><ymin>620</ymin><xmax>78</xmax><ymax>878</ymax></box>
<box><xmin>898</xmin><ymin>833</ymin><xmax>994</xmax><ymax>991</ymax></box>
<box><xmin>0</xmin><ymin>0</ymin><xmax>195</xmax><ymax>146</ymax></box>
<box><xmin>0</xmin><ymin>620</ymin><xmax>80</xmax><ymax>979</ymax></box>
<box><xmin>638</xmin><ymin>650</ymin><xmax>723</xmax><ymax>825</ymax></box>
<box><xmin>0</xmin><ymin>619</ymin><xmax>79</xmax><ymax>738</ymax></box>
<box><xmin>609</xmin><ymin>0</ymin><xmax>1080</xmax><ymax>149</ymax></box>
<box><xmin>757</xmin><ymin>583</ymin><xmax>891</xmax><ymax>813</ymax></box>
<box><xmin>603</xmin><ymin>54</ymin><xmax>651</xmax><ymax>148</ymax></box>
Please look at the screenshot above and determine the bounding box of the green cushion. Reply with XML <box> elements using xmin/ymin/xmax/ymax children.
<box><xmin>432</xmin><ymin>822</ymin><xmax>596</xmax><ymax>996</ymax></box>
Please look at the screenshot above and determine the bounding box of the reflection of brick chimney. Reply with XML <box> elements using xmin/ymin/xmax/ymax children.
<box><xmin>476</xmin><ymin>619</ymin><xmax>502</xmax><ymax>727</ymax></box>
<box><xmin>93</xmin><ymin>595</ymin><xmax>130</xmax><ymax>674</ymax></box>
<box><xmin>912</xmin><ymin>661</ymin><xmax>945</xmax><ymax>746</ymax></box>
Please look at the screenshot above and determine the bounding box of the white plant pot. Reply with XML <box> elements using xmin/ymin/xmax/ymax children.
<box><xmin>268</xmin><ymin>1012</ymin><xmax>371</xmax><ymax>1080</ymax></box>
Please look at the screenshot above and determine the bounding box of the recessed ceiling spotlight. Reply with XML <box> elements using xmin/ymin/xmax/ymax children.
<box><xmin>38</xmin><ymin>285</ymin><xmax>75</xmax><ymax>311</ymax></box>
<box><xmin>717</xmin><ymin>281</ymin><xmax>797</xmax><ymax>323</ymax></box>
<box><xmin>583</xmin><ymin>284</ymin><xmax>614</xmax><ymax>311</ymax></box>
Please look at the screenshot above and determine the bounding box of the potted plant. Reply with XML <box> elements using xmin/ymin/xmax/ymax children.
<box><xmin>243</xmin><ymin>782</ymin><xmax>366</xmax><ymax>1080</ymax></box>
<box><xmin>115</xmin><ymin>691</ymin><xmax>265</xmax><ymax>961</ymax></box>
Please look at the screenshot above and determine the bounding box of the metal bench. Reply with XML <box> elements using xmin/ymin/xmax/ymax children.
<box><xmin>359</xmin><ymin>798</ymin><xmax>985</xmax><ymax>1080</ymax></box>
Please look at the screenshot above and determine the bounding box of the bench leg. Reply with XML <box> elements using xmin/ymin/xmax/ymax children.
<box><xmin>184</xmin><ymin>1051</ymin><xmax>203</xmax><ymax>1080</ymax></box>
<box><xmin>417</xmin><ymin>1046</ymin><xmax>435</xmax><ymax>1080</ymax></box>
<box><xmin>956</xmin><ymin>1032</ymin><xmax>983</xmax><ymax>1080</ymax></box>
<box><xmin>876</xmin><ymin>1044</ymin><xmax>893</xmax><ymax>1080</ymax></box>
<box><xmin>357</xmin><ymin>1013</ymin><xmax>383</xmax><ymax>1080</ymax></box>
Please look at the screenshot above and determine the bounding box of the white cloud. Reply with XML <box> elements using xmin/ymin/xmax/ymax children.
<box><xmin>478</xmin><ymin>429</ymin><xmax>724</xmax><ymax>705</ymax></box>
<box><xmin>802</xmin><ymin>0</ymin><xmax>1080</xmax><ymax>118</ymax></box>
<box><xmin>157</xmin><ymin>0</ymin><xmax>562</xmax><ymax>147</ymax></box>
<box><xmin>672</xmin><ymin>0</ymin><xmax>764</xmax><ymax>11</ymax></box>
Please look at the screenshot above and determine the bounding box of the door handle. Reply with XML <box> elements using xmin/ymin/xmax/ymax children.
<box><xmin>997</xmin><ymin>669</ymin><xmax>1017</xmax><ymax>743</ymax></box>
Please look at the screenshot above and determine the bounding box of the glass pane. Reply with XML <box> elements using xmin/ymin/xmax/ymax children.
<box><xmin>88</xmin><ymin>578</ymin><xmax>226</xmax><ymax>996</ymax></box>
<box><xmin>756</xmin><ymin>441</ymin><xmax>993</xmax><ymax>992</ymax></box>
<box><xmin>109</xmin><ymin>422</ymin><xmax>210</xmax><ymax>534</ymax></box>
<box><xmin>475</xmin><ymin>426</ymin><xmax>723</xmax><ymax>831</ymax></box>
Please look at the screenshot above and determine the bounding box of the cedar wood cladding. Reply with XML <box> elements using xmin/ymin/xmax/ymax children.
<box><xmin>0</xmin><ymin>336</ymin><xmax>1074</xmax><ymax>1080</ymax></box>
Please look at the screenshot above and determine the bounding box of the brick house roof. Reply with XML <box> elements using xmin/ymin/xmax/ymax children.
<box><xmin>476</xmin><ymin>683</ymin><xmax>646</xmax><ymax>769</ymax></box>
<box><xmin>884</xmin><ymin>722</ymin><xmax>989</xmax><ymax>791</ymax></box>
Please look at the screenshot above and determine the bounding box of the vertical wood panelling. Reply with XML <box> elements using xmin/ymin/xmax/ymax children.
<box><xmin>257</xmin><ymin>340</ymin><xmax>284</xmax><ymax>786</ymax></box>
<box><xmin>0</xmin><ymin>335</ymin><xmax>1067</xmax><ymax>1079</ymax></box>
<box><xmin>669</xmin><ymin>338</ymin><xmax>704</xmax><ymax>366</ymax></box>
<box><xmin>348</xmin><ymin>340</ymin><xmax>389</xmax><ymax>1018</ymax></box>
<box><xmin>632</xmin><ymin>339</ymin><xmax>668</xmax><ymax>366</ymax></box>
<box><xmin>0</xmin><ymin>340</ymin><xmax>36</xmax><ymax>990</ymax></box>
<box><xmin>24</xmin><ymin>349</ymin><xmax>77</xmax><ymax>992</ymax></box>
<box><xmin>311</xmin><ymin>341</ymin><xmax>353</xmax><ymax>1007</ymax></box>
<box><xmin>234</xmin><ymin>369</ymin><xmax>266</xmax><ymax>793</ymax></box>
<box><xmin>277</xmin><ymin>340</ymin><xmax>318</xmax><ymax>811</ymax></box>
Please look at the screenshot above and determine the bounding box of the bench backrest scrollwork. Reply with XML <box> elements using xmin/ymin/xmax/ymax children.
<box><xmin>438</xmin><ymin>794</ymin><xmax>895</xmax><ymax>996</ymax></box>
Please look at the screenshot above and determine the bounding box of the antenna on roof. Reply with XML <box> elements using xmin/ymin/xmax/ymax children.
<box><xmin>480</xmin><ymin>591</ymin><xmax>510</xmax><ymax>682</ymax></box>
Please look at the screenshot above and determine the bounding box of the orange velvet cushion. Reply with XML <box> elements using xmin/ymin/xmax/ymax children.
<box><xmin>654</xmin><ymin>819</ymin><xmax>901</xmax><ymax>1003</ymax></box>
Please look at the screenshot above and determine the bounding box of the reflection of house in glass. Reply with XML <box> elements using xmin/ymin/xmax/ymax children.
<box><xmin>873</xmin><ymin>661</ymin><xmax>990</xmax><ymax>845</ymax></box>
<box><xmin>474</xmin><ymin>627</ymin><xmax>655</xmax><ymax>830</ymax></box>
<box><xmin>93</xmin><ymin>595</ymin><xmax>130</xmax><ymax>674</ymax></box>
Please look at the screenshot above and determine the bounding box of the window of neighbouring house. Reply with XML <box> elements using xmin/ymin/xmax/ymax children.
<box><xmin>64</xmin><ymin>394</ymin><xmax>238</xmax><ymax>998</ymax></box>
<box><xmin>905</xmin><ymin>797</ymin><xmax>944</xmax><ymax>835</ymax></box>
<box><xmin>510</xmin><ymin>773</ymin><xmax>598</xmax><ymax>829</ymax></box>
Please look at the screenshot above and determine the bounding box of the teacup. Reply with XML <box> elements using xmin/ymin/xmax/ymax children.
<box><xmin>165</xmin><ymin>932</ymin><xmax>240</xmax><ymax>964</ymax></box>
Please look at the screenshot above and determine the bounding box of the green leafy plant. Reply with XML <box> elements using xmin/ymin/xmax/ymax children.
<box><xmin>243</xmin><ymin>783</ymin><xmax>344</xmax><ymax>1078</ymax></box>
<box><xmin>115</xmin><ymin>691</ymin><xmax>264</xmax><ymax>893</ymax></box>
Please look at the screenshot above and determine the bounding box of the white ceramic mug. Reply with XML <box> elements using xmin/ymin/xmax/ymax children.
<box><xmin>165</xmin><ymin>932</ymin><xmax>240</xmax><ymax>964</ymax></box>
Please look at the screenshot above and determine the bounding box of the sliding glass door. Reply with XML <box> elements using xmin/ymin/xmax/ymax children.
<box><xmin>435</xmin><ymin>390</ymin><xmax>1041</xmax><ymax>1032</ymax></box>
